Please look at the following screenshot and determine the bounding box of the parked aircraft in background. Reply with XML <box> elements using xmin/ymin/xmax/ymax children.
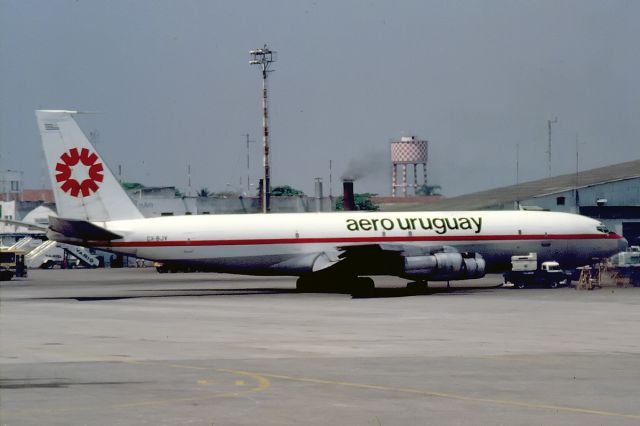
<box><xmin>36</xmin><ymin>110</ymin><xmax>627</xmax><ymax>291</ymax></box>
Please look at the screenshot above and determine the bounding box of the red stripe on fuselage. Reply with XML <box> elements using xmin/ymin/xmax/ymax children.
<box><xmin>108</xmin><ymin>233</ymin><xmax>619</xmax><ymax>248</ymax></box>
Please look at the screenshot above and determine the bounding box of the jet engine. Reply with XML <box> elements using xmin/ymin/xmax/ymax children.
<box><xmin>402</xmin><ymin>252</ymin><xmax>486</xmax><ymax>280</ymax></box>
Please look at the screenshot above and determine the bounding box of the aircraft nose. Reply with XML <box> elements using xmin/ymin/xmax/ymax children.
<box><xmin>618</xmin><ymin>236</ymin><xmax>629</xmax><ymax>252</ymax></box>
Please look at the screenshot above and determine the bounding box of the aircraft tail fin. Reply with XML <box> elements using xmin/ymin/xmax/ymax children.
<box><xmin>36</xmin><ymin>110</ymin><xmax>144</xmax><ymax>221</ymax></box>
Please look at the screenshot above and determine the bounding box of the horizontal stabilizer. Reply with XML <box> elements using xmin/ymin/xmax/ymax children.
<box><xmin>0</xmin><ymin>219</ymin><xmax>48</xmax><ymax>231</ymax></box>
<box><xmin>49</xmin><ymin>216</ymin><xmax>122</xmax><ymax>241</ymax></box>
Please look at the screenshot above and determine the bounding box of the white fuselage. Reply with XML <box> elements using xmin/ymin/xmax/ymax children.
<box><xmin>36</xmin><ymin>110</ymin><xmax>628</xmax><ymax>280</ymax></box>
<box><xmin>88</xmin><ymin>210</ymin><xmax>624</xmax><ymax>275</ymax></box>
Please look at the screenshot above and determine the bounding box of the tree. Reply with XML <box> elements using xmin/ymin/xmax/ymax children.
<box><xmin>416</xmin><ymin>184</ymin><xmax>442</xmax><ymax>196</ymax></box>
<box><xmin>335</xmin><ymin>193</ymin><xmax>380</xmax><ymax>211</ymax></box>
<box><xmin>271</xmin><ymin>185</ymin><xmax>305</xmax><ymax>197</ymax></box>
<box><xmin>120</xmin><ymin>182</ymin><xmax>145</xmax><ymax>191</ymax></box>
<box><xmin>197</xmin><ymin>188</ymin><xmax>210</xmax><ymax>197</ymax></box>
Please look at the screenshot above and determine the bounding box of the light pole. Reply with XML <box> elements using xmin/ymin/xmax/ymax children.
<box><xmin>249</xmin><ymin>44</ymin><xmax>276</xmax><ymax>213</ymax></box>
<box><xmin>547</xmin><ymin>117</ymin><xmax>558</xmax><ymax>177</ymax></box>
<box><xmin>244</xmin><ymin>134</ymin><xmax>255</xmax><ymax>192</ymax></box>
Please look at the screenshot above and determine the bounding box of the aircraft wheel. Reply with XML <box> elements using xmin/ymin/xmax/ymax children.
<box><xmin>296</xmin><ymin>275</ymin><xmax>320</xmax><ymax>292</ymax></box>
<box><xmin>407</xmin><ymin>281</ymin><xmax>428</xmax><ymax>291</ymax></box>
<box><xmin>348</xmin><ymin>277</ymin><xmax>375</xmax><ymax>296</ymax></box>
<box><xmin>296</xmin><ymin>276</ymin><xmax>308</xmax><ymax>292</ymax></box>
<box><xmin>355</xmin><ymin>277</ymin><xmax>375</xmax><ymax>290</ymax></box>
<box><xmin>40</xmin><ymin>260</ymin><xmax>54</xmax><ymax>269</ymax></box>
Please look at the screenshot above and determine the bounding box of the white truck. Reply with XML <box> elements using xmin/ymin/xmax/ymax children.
<box><xmin>503</xmin><ymin>253</ymin><xmax>567</xmax><ymax>289</ymax></box>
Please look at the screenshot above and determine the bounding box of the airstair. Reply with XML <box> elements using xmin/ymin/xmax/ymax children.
<box><xmin>25</xmin><ymin>240</ymin><xmax>58</xmax><ymax>268</ymax></box>
<box><xmin>25</xmin><ymin>240</ymin><xmax>100</xmax><ymax>268</ymax></box>
<box><xmin>60</xmin><ymin>243</ymin><xmax>100</xmax><ymax>267</ymax></box>
<box><xmin>8</xmin><ymin>237</ymin><xmax>34</xmax><ymax>251</ymax></box>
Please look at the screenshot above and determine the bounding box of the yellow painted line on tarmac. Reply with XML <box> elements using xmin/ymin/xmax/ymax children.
<box><xmin>468</xmin><ymin>354</ymin><xmax>559</xmax><ymax>364</ymax></box>
<box><xmin>0</xmin><ymin>362</ymin><xmax>270</xmax><ymax>418</ymax></box>
<box><xmin>248</xmin><ymin>371</ymin><xmax>640</xmax><ymax>421</ymax></box>
<box><xmin>118</xmin><ymin>368</ymin><xmax>270</xmax><ymax>408</ymax></box>
<box><xmin>158</xmin><ymin>362</ymin><xmax>210</xmax><ymax>370</ymax></box>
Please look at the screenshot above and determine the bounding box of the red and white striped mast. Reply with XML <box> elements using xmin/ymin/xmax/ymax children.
<box><xmin>249</xmin><ymin>44</ymin><xmax>276</xmax><ymax>213</ymax></box>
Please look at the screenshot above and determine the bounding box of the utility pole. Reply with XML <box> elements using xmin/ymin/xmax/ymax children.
<box><xmin>187</xmin><ymin>163</ymin><xmax>191</xmax><ymax>196</ymax></box>
<box><xmin>516</xmin><ymin>143</ymin><xmax>520</xmax><ymax>185</ymax></box>
<box><xmin>575</xmin><ymin>132</ymin><xmax>580</xmax><ymax>209</ymax></box>
<box><xmin>249</xmin><ymin>44</ymin><xmax>276</xmax><ymax>213</ymax></box>
<box><xmin>329</xmin><ymin>160</ymin><xmax>333</xmax><ymax>198</ymax></box>
<box><xmin>547</xmin><ymin>117</ymin><xmax>558</xmax><ymax>177</ymax></box>
<box><xmin>515</xmin><ymin>144</ymin><xmax>520</xmax><ymax>209</ymax></box>
<box><xmin>244</xmin><ymin>134</ymin><xmax>256</xmax><ymax>192</ymax></box>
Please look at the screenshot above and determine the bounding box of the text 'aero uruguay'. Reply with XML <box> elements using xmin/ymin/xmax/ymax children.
<box><xmin>345</xmin><ymin>216</ymin><xmax>483</xmax><ymax>234</ymax></box>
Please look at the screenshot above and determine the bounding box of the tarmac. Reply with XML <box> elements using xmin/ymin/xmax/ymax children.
<box><xmin>1</xmin><ymin>268</ymin><xmax>639</xmax><ymax>425</ymax></box>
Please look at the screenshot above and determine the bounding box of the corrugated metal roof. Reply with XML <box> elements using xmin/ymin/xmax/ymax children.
<box><xmin>382</xmin><ymin>159</ymin><xmax>640</xmax><ymax>211</ymax></box>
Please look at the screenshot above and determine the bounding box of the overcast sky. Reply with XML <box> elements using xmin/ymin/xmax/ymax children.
<box><xmin>1</xmin><ymin>0</ymin><xmax>639</xmax><ymax>197</ymax></box>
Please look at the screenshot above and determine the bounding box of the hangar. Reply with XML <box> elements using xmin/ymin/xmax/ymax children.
<box><xmin>381</xmin><ymin>159</ymin><xmax>640</xmax><ymax>246</ymax></box>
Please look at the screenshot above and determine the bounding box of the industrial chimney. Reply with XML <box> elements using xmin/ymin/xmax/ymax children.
<box><xmin>314</xmin><ymin>178</ymin><xmax>324</xmax><ymax>212</ymax></box>
<box><xmin>342</xmin><ymin>180</ymin><xmax>356</xmax><ymax>211</ymax></box>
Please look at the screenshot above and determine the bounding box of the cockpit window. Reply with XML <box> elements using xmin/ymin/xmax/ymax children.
<box><xmin>596</xmin><ymin>225</ymin><xmax>609</xmax><ymax>233</ymax></box>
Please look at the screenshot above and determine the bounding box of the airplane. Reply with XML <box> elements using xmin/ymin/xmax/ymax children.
<box><xmin>35</xmin><ymin>110</ymin><xmax>628</xmax><ymax>291</ymax></box>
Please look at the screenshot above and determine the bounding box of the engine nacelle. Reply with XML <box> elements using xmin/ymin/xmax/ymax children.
<box><xmin>402</xmin><ymin>252</ymin><xmax>486</xmax><ymax>280</ymax></box>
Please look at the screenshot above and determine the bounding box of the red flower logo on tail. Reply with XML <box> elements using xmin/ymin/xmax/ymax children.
<box><xmin>55</xmin><ymin>148</ymin><xmax>104</xmax><ymax>197</ymax></box>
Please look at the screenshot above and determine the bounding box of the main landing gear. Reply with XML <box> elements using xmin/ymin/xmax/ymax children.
<box><xmin>296</xmin><ymin>274</ymin><xmax>375</xmax><ymax>294</ymax></box>
<box><xmin>406</xmin><ymin>280</ymin><xmax>454</xmax><ymax>293</ymax></box>
<box><xmin>406</xmin><ymin>280</ymin><xmax>428</xmax><ymax>291</ymax></box>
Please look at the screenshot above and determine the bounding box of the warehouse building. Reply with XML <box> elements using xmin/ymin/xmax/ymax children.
<box><xmin>381</xmin><ymin>159</ymin><xmax>640</xmax><ymax>245</ymax></box>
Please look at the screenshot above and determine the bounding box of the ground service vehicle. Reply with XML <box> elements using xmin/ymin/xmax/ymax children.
<box><xmin>0</xmin><ymin>248</ymin><xmax>27</xmax><ymax>281</ymax></box>
<box><xmin>503</xmin><ymin>253</ymin><xmax>567</xmax><ymax>289</ymax></box>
